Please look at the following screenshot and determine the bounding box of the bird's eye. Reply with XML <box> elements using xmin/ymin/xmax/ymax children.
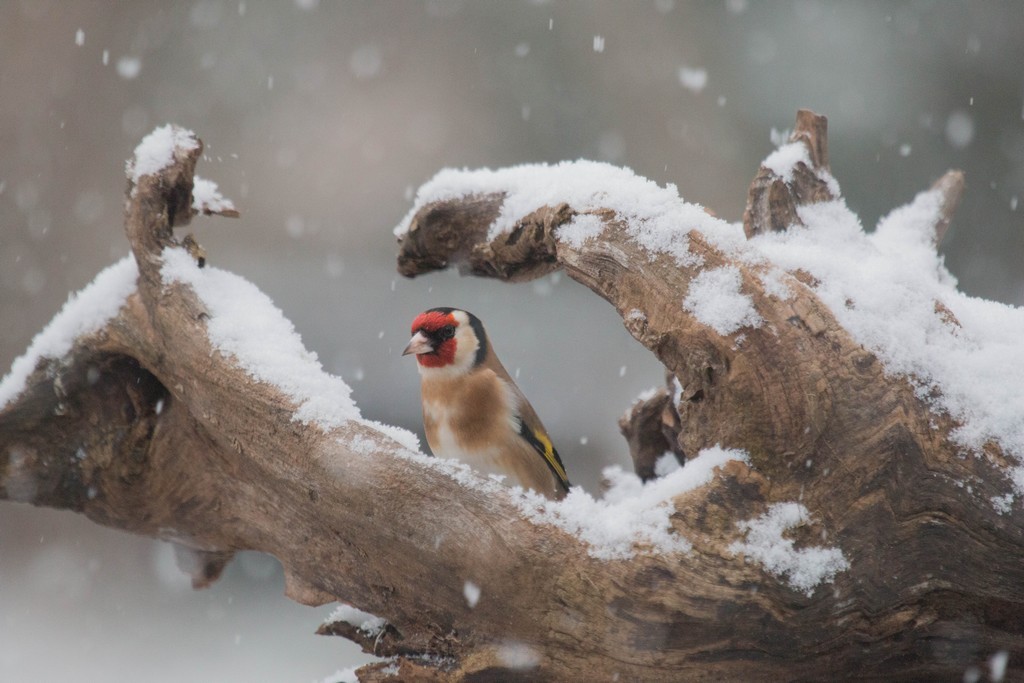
<box><xmin>439</xmin><ymin>324</ymin><xmax>456</xmax><ymax>340</ymax></box>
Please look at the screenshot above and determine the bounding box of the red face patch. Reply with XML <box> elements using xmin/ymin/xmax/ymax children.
<box><xmin>410</xmin><ymin>310</ymin><xmax>456</xmax><ymax>335</ymax></box>
<box><xmin>417</xmin><ymin>343</ymin><xmax>455</xmax><ymax>367</ymax></box>
<box><xmin>411</xmin><ymin>310</ymin><xmax>458</xmax><ymax>367</ymax></box>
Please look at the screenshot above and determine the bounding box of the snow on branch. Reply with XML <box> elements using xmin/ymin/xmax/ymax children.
<box><xmin>126</xmin><ymin>124</ymin><xmax>199</xmax><ymax>185</ymax></box>
<box><xmin>396</xmin><ymin>110</ymin><xmax>1024</xmax><ymax>507</ymax></box>
<box><xmin>729</xmin><ymin>502</ymin><xmax>849</xmax><ymax>597</ymax></box>
<box><xmin>391</xmin><ymin>108</ymin><xmax>1024</xmax><ymax>677</ymax></box>
<box><xmin>3</xmin><ymin>112</ymin><xmax>1024</xmax><ymax>681</ymax></box>
<box><xmin>0</xmin><ymin>257</ymin><xmax>138</xmax><ymax>410</ymax></box>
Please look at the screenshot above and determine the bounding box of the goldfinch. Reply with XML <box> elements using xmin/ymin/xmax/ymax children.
<box><xmin>403</xmin><ymin>308</ymin><xmax>570</xmax><ymax>500</ymax></box>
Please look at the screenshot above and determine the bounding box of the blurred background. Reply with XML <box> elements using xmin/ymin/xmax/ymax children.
<box><xmin>2</xmin><ymin>1</ymin><xmax>1022</xmax><ymax>680</ymax></box>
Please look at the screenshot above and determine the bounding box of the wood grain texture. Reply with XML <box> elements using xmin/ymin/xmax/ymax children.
<box><xmin>1</xmin><ymin>113</ymin><xmax>1019</xmax><ymax>681</ymax></box>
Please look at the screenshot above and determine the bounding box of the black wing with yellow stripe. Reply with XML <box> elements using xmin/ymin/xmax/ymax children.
<box><xmin>518</xmin><ymin>420</ymin><xmax>570</xmax><ymax>493</ymax></box>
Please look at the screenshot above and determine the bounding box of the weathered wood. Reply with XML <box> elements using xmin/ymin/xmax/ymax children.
<box><xmin>743</xmin><ymin>108</ymin><xmax>835</xmax><ymax>238</ymax></box>
<box><xmin>618</xmin><ymin>387</ymin><xmax>676</xmax><ymax>482</ymax></box>
<box><xmin>1</xmin><ymin>112</ymin><xmax>1021</xmax><ymax>681</ymax></box>
<box><xmin>395</xmin><ymin>110</ymin><xmax>1024</xmax><ymax>679</ymax></box>
<box><xmin>930</xmin><ymin>169</ymin><xmax>966</xmax><ymax>244</ymax></box>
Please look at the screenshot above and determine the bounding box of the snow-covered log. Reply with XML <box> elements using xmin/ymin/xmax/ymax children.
<box><xmin>395</xmin><ymin>109</ymin><xmax>1024</xmax><ymax>680</ymax></box>
<box><xmin>2</xmin><ymin>111</ymin><xmax>1023</xmax><ymax>681</ymax></box>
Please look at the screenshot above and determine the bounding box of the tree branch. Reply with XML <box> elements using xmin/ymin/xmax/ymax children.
<box><xmin>742</xmin><ymin>108</ymin><xmax>836</xmax><ymax>238</ymax></box>
<box><xmin>0</xmin><ymin>127</ymin><xmax>776</xmax><ymax>681</ymax></box>
<box><xmin>396</xmin><ymin>110</ymin><xmax>1024</xmax><ymax>678</ymax></box>
<box><xmin>929</xmin><ymin>169</ymin><xmax>966</xmax><ymax>245</ymax></box>
<box><xmin>2</xmin><ymin>113</ymin><xmax>1021</xmax><ymax>680</ymax></box>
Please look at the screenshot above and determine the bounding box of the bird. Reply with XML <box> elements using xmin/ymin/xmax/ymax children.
<box><xmin>403</xmin><ymin>307</ymin><xmax>570</xmax><ymax>500</ymax></box>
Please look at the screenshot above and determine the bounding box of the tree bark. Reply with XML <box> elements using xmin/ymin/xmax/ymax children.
<box><xmin>2</xmin><ymin>111</ymin><xmax>1021</xmax><ymax>681</ymax></box>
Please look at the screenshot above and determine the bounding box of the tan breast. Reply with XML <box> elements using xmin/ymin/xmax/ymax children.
<box><xmin>421</xmin><ymin>370</ymin><xmax>564</xmax><ymax>499</ymax></box>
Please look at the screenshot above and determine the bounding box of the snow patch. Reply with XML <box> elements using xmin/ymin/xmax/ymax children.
<box><xmin>388</xmin><ymin>444</ymin><xmax>745</xmax><ymax>561</ymax></box>
<box><xmin>671</xmin><ymin>375</ymin><xmax>684</xmax><ymax>406</ymax></box>
<box><xmin>992</xmin><ymin>493</ymin><xmax>1014</xmax><ymax>515</ymax></box>
<box><xmin>761</xmin><ymin>140</ymin><xmax>841</xmax><ymax>197</ymax></box>
<box><xmin>2</xmin><ymin>243</ymin><xmax>423</xmax><ymax>456</ymax></box>
<box><xmin>344</xmin><ymin>434</ymin><xmax>380</xmax><ymax>456</ymax></box>
<box><xmin>192</xmin><ymin>176</ymin><xmax>236</xmax><ymax>214</ymax></box>
<box><xmin>519</xmin><ymin>446</ymin><xmax>748</xmax><ymax>560</ymax></box>
<box><xmin>0</xmin><ymin>256</ymin><xmax>138</xmax><ymax>409</ymax></box>
<box><xmin>393</xmin><ymin>160</ymin><xmax>724</xmax><ymax>268</ymax></box>
<box><xmin>127</xmin><ymin>125</ymin><xmax>199</xmax><ymax>185</ymax></box>
<box><xmin>632</xmin><ymin>386</ymin><xmax>660</xmax><ymax>404</ymax></box>
<box><xmin>392</xmin><ymin>145</ymin><xmax>1024</xmax><ymax>511</ymax></box>
<box><xmin>683</xmin><ymin>265</ymin><xmax>763</xmax><ymax>335</ymax></box>
<box><xmin>750</xmin><ymin>184</ymin><xmax>1024</xmax><ymax>498</ymax></box>
<box><xmin>556</xmin><ymin>212</ymin><xmax>605</xmax><ymax>249</ymax></box>
<box><xmin>389</xmin><ymin>446</ymin><xmax>506</xmax><ymax>493</ymax></box>
<box><xmin>653</xmin><ymin>452</ymin><xmax>681</xmax><ymax>476</ymax></box>
<box><xmin>325</xmin><ymin>603</ymin><xmax>386</xmax><ymax>638</ymax></box>
<box><xmin>160</xmin><ymin>256</ymin><xmax>421</xmax><ymax>450</ymax></box>
<box><xmin>758</xmin><ymin>268</ymin><xmax>793</xmax><ymax>300</ymax></box>
<box><xmin>762</xmin><ymin>141</ymin><xmax>809</xmax><ymax>184</ymax></box>
<box><xmin>728</xmin><ymin>502</ymin><xmax>849</xmax><ymax>597</ymax></box>
<box><xmin>160</xmin><ymin>247</ymin><xmax>364</xmax><ymax>431</ymax></box>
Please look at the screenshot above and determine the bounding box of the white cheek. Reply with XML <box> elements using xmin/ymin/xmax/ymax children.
<box><xmin>415</xmin><ymin>330</ymin><xmax>479</xmax><ymax>378</ymax></box>
<box><xmin>451</xmin><ymin>327</ymin><xmax>479</xmax><ymax>371</ymax></box>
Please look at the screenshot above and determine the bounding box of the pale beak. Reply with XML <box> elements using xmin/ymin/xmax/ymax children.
<box><xmin>402</xmin><ymin>331</ymin><xmax>434</xmax><ymax>356</ymax></box>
